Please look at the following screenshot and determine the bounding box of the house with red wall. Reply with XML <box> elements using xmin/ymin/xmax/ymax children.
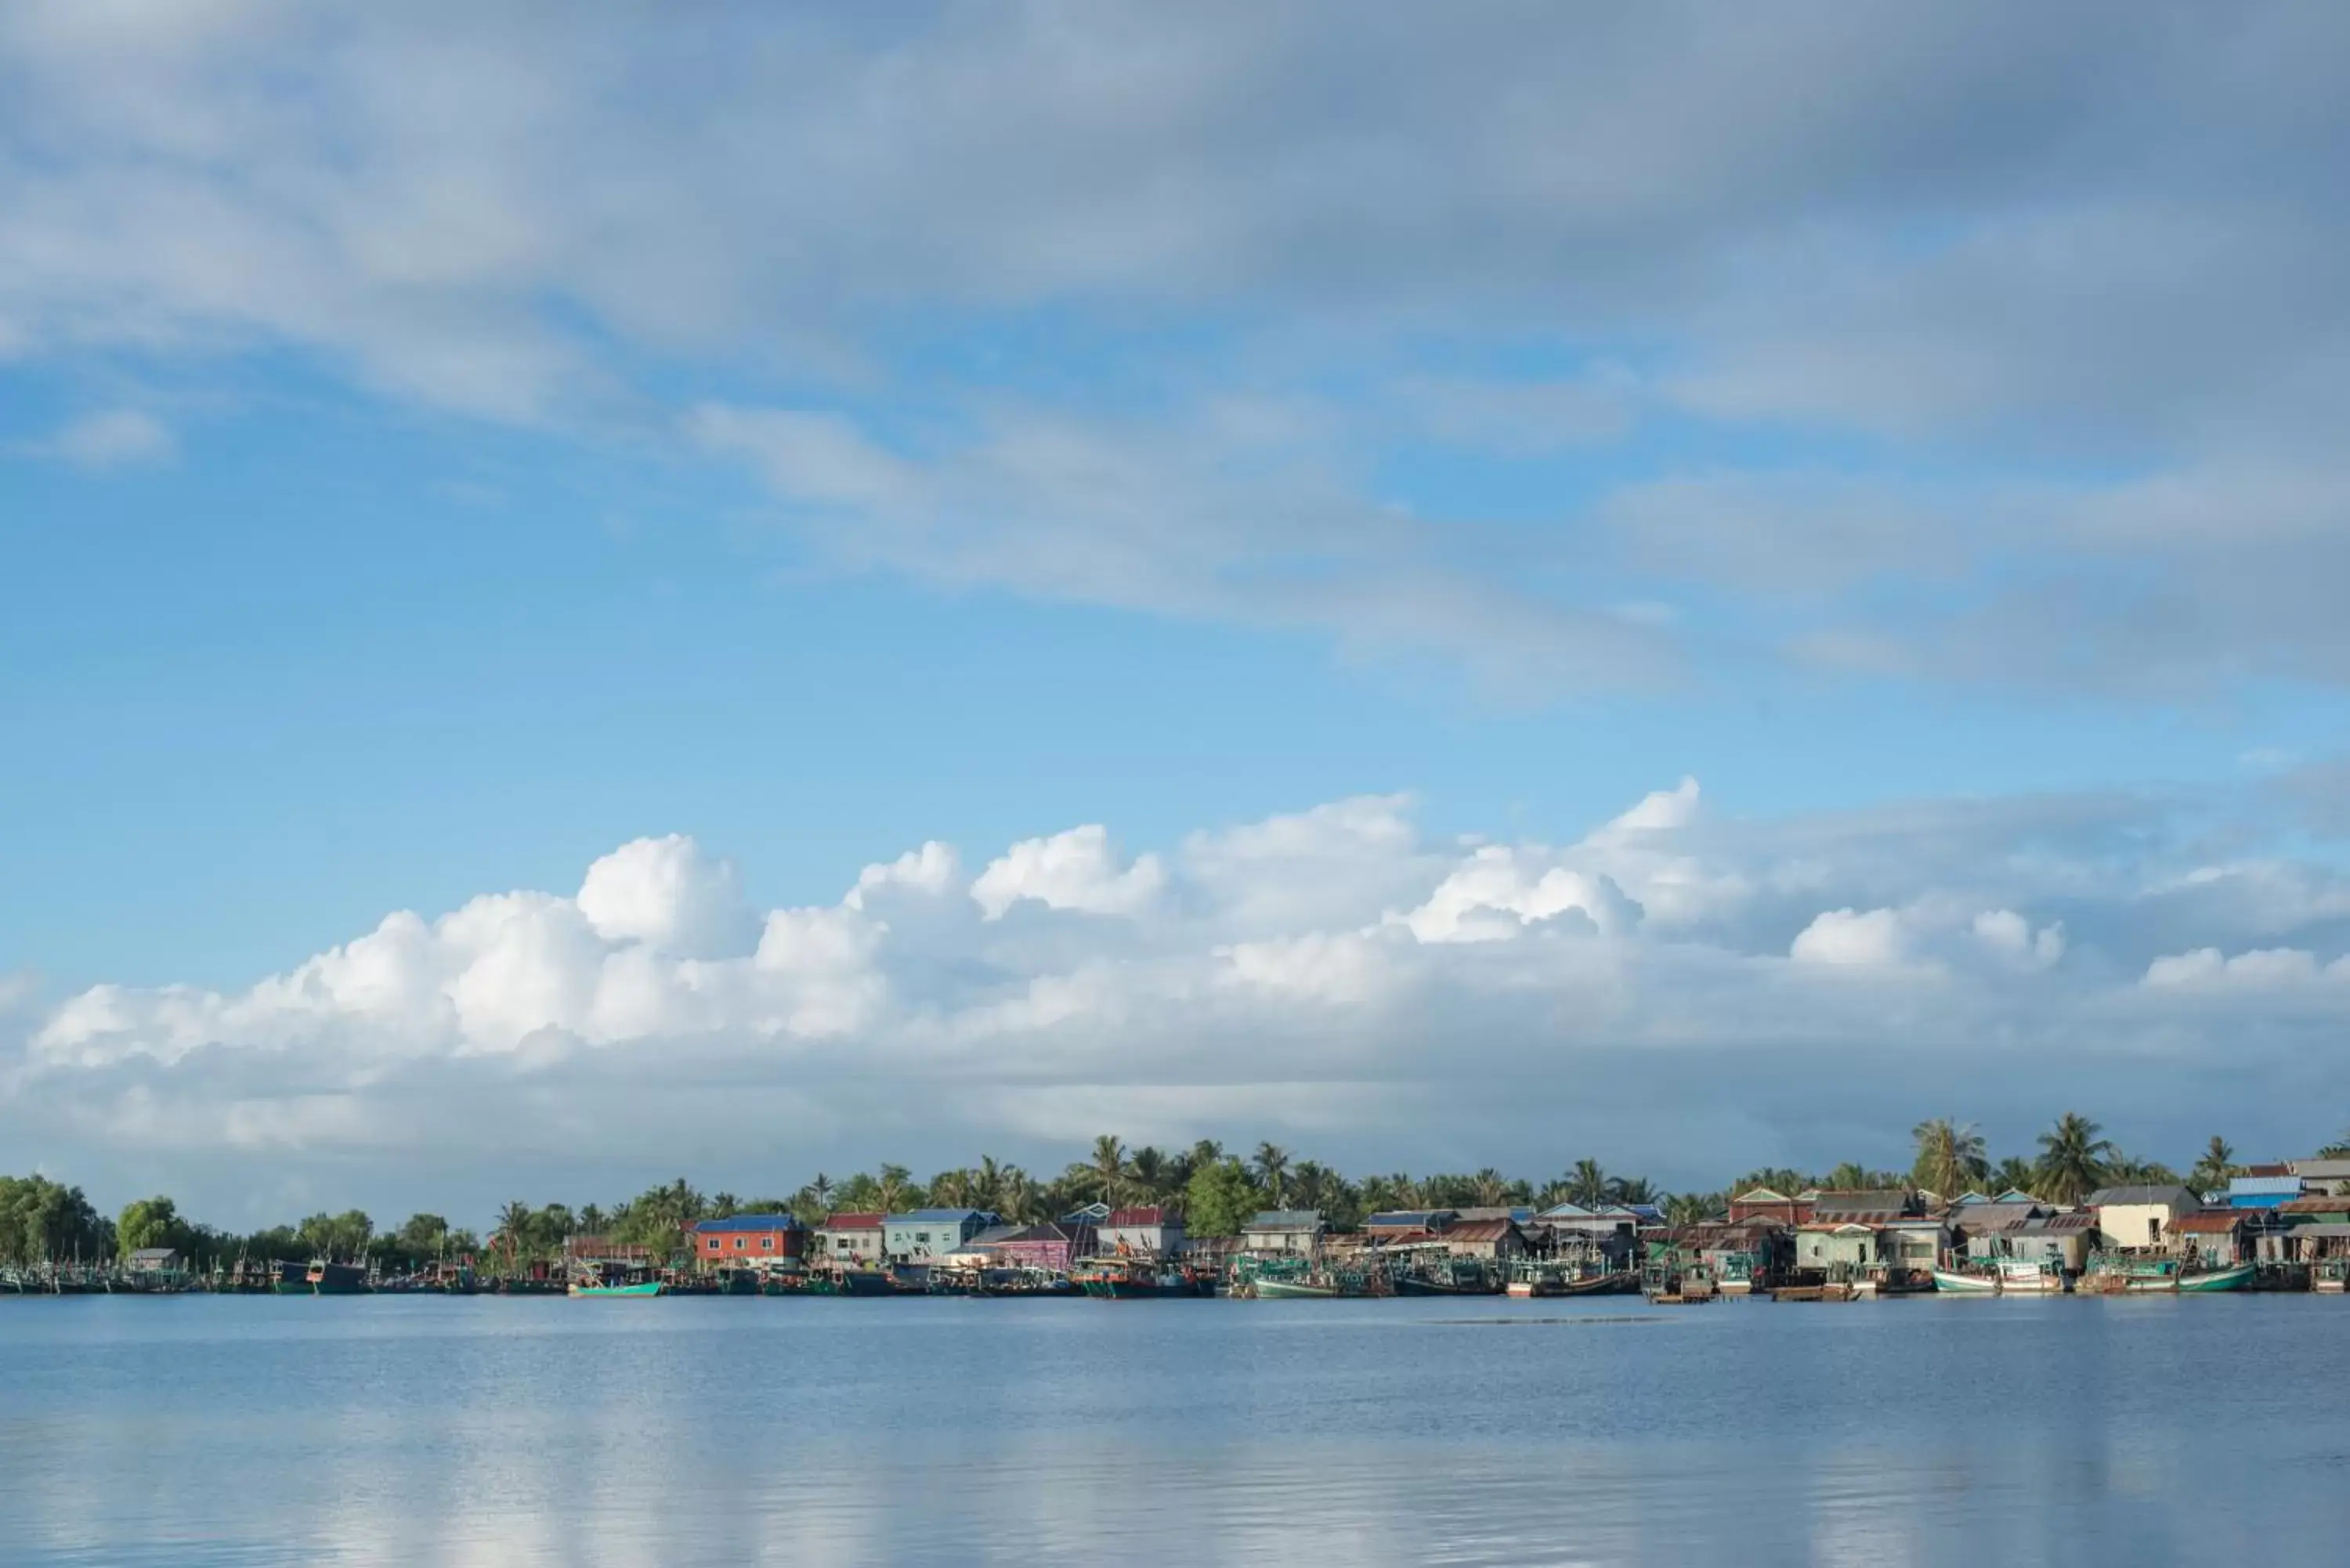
<box><xmin>694</xmin><ymin>1214</ymin><xmax>807</xmax><ymax>1266</ymax></box>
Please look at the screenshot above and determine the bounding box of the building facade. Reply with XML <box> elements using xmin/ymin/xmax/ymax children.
<box><xmin>884</xmin><ymin>1209</ymin><xmax>996</xmax><ymax>1261</ymax></box>
<box><xmin>1099</xmin><ymin>1206</ymin><xmax>1184</xmax><ymax>1255</ymax></box>
<box><xmin>1240</xmin><ymin>1210</ymin><xmax>1326</xmax><ymax>1255</ymax></box>
<box><xmin>815</xmin><ymin>1212</ymin><xmax>887</xmax><ymax>1265</ymax></box>
<box><xmin>694</xmin><ymin>1214</ymin><xmax>806</xmax><ymax>1266</ymax></box>
<box><xmin>2089</xmin><ymin>1185</ymin><xmax>2200</xmax><ymax>1252</ymax></box>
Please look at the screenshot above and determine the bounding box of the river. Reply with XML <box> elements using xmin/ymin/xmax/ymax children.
<box><xmin>2</xmin><ymin>1292</ymin><xmax>2343</xmax><ymax>1565</ymax></box>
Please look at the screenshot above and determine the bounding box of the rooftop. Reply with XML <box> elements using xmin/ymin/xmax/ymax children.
<box><xmin>1441</xmin><ymin>1218</ymin><xmax>1520</xmax><ymax>1244</ymax></box>
<box><xmin>1244</xmin><ymin>1210</ymin><xmax>1325</xmax><ymax>1230</ymax></box>
<box><xmin>693</xmin><ymin>1213</ymin><xmax>803</xmax><ymax>1233</ymax></box>
<box><xmin>888</xmin><ymin>1209</ymin><xmax>992</xmax><ymax>1223</ymax></box>
<box><xmin>2171</xmin><ymin>1212</ymin><xmax>2249</xmax><ymax>1234</ymax></box>
<box><xmin>819</xmin><ymin>1212</ymin><xmax>886</xmax><ymax>1230</ymax></box>
<box><xmin>1365</xmin><ymin>1209</ymin><xmax>1458</xmax><ymax>1229</ymax></box>
<box><xmin>2088</xmin><ymin>1185</ymin><xmax>2199</xmax><ymax>1208</ymax></box>
<box><xmin>1105</xmin><ymin>1207</ymin><xmax>1172</xmax><ymax>1227</ymax></box>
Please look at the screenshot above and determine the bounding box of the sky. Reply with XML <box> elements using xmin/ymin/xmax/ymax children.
<box><xmin>4</xmin><ymin>2</ymin><xmax>2349</xmax><ymax>1227</ymax></box>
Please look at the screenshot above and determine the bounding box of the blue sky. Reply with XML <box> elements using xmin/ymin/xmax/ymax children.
<box><xmin>4</xmin><ymin>4</ymin><xmax>2349</xmax><ymax>1220</ymax></box>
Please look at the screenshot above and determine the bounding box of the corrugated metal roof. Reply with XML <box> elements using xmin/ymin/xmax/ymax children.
<box><xmin>1812</xmin><ymin>1190</ymin><xmax>1913</xmax><ymax>1215</ymax></box>
<box><xmin>819</xmin><ymin>1212</ymin><xmax>886</xmax><ymax>1230</ymax></box>
<box><xmin>2019</xmin><ymin>1213</ymin><xmax>2097</xmax><ymax>1233</ymax></box>
<box><xmin>1245</xmin><ymin>1209</ymin><xmax>1325</xmax><ymax>1229</ymax></box>
<box><xmin>1950</xmin><ymin>1203</ymin><xmax>2041</xmax><ymax>1234</ymax></box>
<box><xmin>1441</xmin><ymin>1219</ymin><xmax>1520</xmax><ymax>1243</ymax></box>
<box><xmin>888</xmin><ymin>1209</ymin><xmax>989</xmax><ymax>1223</ymax></box>
<box><xmin>2228</xmin><ymin>1176</ymin><xmax>2304</xmax><ymax>1197</ymax></box>
<box><xmin>1365</xmin><ymin>1209</ymin><xmax>1455</xmax><ymax>1229</ymax></box>
<box><xmin>2279</xmin><ymin>1197</ymin><xmax>2350</xmax><ymax>1214</ymax></box>
<box><xmin>1104</xmin><ymin>1207</ymin><xmax>1170</xmax><ymax>1227</ymax></box>
<box><xmin>2289</xmin><ymin>1158</ymin><xmax>2350</xmax><ymax>1180</ymax></box>
<box><xmin>2171</xmin><ymin>1212</ymin><xmax>2249</xmax><ymax>1233</ymax></box>
<box><xmin>2088</xmin><ymin>1185</ymin><xmax>2198</xmax><ymax>1207</ymax></box>
<box><xmin>693</xmin><ymin>1214</ymin><xmax>802</xmax><ymax>1233</ymax></box>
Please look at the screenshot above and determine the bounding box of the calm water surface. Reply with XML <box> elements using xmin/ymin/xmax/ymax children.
<box><xmin>4</xmin><ymin>1293</ymin><xmax>2347</xmax><ymax>1566</ymax></box>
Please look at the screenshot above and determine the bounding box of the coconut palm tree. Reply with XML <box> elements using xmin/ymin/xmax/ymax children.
<box><xmin>1471</xmin><ymin>1168</ymin><xmax>1508</xmax><ymax>1207</ymax></box>
<box><xmin>1663</xmin><ymin>1192</ymin><xmax>1717</xmax><ymax>1227</ymax></box>
<box><xmin>1253</xmin><ymin>1143</ymin><xmax>1291</xmax><ymax>1207</ymax></box>
<box><xmin>2187</xmin><ymin>1137</ymin><xmax>2240</xmax><ymax>1194</ymax></box>
<box><xmin>876</xmin><ymin>1165</ymin><xmax>914</xmax><ymax>1214</ymax></box>
<box><xmin>1911</xmin><ymin>1118</ymin><xmax>1990</xmax><ymax>1201</ymax></box>
<box><xmin>998</xmin><ymin>1166</ymin><xmax>1036</xmax><ymax>1224</ymax></box>
<box><xmin>807</xmin><ymin>1172</ymin><xmax>835</xmax><ymax>1210</ymax></box>
<box><xmin>1089</xmin><ymin>1136</ymin><xmax>1130</xmax><ymax>1205</ymax></box>
<box><xmin>1564</xmin><ymin>1159</ymin><xmax>1608</xmax><ymax>1208</ymax></box>
<box><xmin>1987</xmin><ymin>1156</ymin><xmax>2039</xmax><ymax>1197</ymax></box>
<box><xmin>1128</xmin><ymin>1147</ymin><xmax>1168</xmax><ymax>1201</ymax></box>
<box><xmin>493</xmin><ymin>1200</ymin><xmax>534</xmax><ymax>1274</ymax></box>
<box><xmin>2036</xmin><ymin>1113</ymin><xmax>2113</xmax><ymax>1205</ymax></box>
<box><xmin>1605</xmin><ymin>1176</ymin><xmax>1656</xmax><ymax>1206</ymax></box>
<box><xmin>577</xmin><ymin>1204</ymin><xmax>606</xmax><ymax>1236</ymax></box>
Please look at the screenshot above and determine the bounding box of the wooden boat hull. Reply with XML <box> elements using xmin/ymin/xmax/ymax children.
<box><xmin>569</xmin><ymin>1281</ymin><xmax>662</xmax><ymax>1297</ymax></box>
<box><xmin>1253</xmin><ymin>1278</ymin><xmax>1343</xmax><ymax>1299</ymax></box>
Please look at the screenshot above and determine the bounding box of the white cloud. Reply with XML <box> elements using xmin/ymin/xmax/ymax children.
<box><xmin>16</xmin><ymin>777</ymin><xmax>2350</xmax><ymax>1217</ymax></box>
<box><xmin>971</xmin><ymin>824</ymin><xmax>1166</xmax><ymax>921</ymax></box>
<box><xmin>22</xmin><ymin>408</ymin><xmax>176</xmax><ymax>468</ymax></box>
<box><xmin>1790</xmin><ymin>906</ymin><xmax>1910</xmax><ymax>966</ymax></box>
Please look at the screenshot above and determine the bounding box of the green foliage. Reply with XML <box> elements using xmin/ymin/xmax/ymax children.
<box><xmin>2187</xmin><ymin>1136</ymin><xmax>2240</xmax><ymax>1194</ymax></box>
<box><xmin>295</xmin><ymin>1210</ymin><xmax>374</xmax><ymax>1262</ymax></box>
<box><xmin>1911</xmin><ymin>1118</ymin><xmax>1990</xmax><ymax>1198</ymax></box>
<box><xmin>2035</xmin><ymin>1112</ymin><xmax>2113</xmax><ymax>1205</ymax></box>
<box><xmin>116</xmin><ymin>1195</ymin><xmax>187</xmax><ymax>1260</ymax></box>
<box><xmin>1184</xmin><ymin>1158</ymin><xmax>1264</xmax><ymax>1237</ymax></box>
<box><xmin>0</xmin><ymin>1176</ymin><xmax>112</xmax><ymax>1265</ymax></box>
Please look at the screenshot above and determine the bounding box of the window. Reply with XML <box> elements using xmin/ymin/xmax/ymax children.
<box><xmin>760</xmin><ymin>1237</ymin><xmax>773</xmax><ymax>1251</ymax></box>
<box><xmin>734</xmin><ymin>1237</ymin><xmax>746</xmax><ymax>1251</ymax></box>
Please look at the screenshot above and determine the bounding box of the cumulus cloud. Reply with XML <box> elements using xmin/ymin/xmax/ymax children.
<box><xmin>11</xmin><ymin>779</ymin><xmax>2350</xmax><ymax>1217</ymax></box>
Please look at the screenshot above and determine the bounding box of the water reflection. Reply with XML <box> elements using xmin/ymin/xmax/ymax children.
<box><xmin>6</xmin><ymin>1295</ymin><xmax>2350</xmax><ymax>1566</ymax></box>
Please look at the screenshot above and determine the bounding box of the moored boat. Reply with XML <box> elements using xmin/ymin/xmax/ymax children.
<box><xmin>2081</xmin><ymin>1256</ymin><xmax>2254</xmax><ymax>1295</ymax></box>
<box><xmin>568</xmin><ymin>1280</ymin><xmax>662</xmax><ymax>1297</ymax></box>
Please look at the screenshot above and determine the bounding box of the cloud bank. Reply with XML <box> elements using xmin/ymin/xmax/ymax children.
<box><xmin>5</xmin><ymin>5</ymin><xmax>2350</xmax><ymax>692</ymax></box>
<box><xmin>9</xmin><ymin>779</ymin><xmax>2348</xmax><ymax>1216</ymax></box>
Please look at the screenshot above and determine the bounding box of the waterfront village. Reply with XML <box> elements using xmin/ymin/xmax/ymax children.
<box><xmin>11</xmin><ymin>1130</ymin><xmax>2350</xmax><ymax>1302</ymax></box>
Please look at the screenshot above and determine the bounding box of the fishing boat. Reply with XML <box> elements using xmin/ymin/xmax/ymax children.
<box><xmin>2080</xmin><ymin>1255</ymin><xmax>2255</xmax><ymax>1294</ymax></box>
<box><xmin>1933</xmin><ymin>1260</ymin><xmax>2068</xmax><ymax>1295</ymax></box>
<box><xmin>1073</xmin><ymin>1257</ymin><xmax>1214</xmax><ymax>1299</ymax></box>
<box><xmin>277</xmin><ymin>1260</ymin><xmax>369</xmax><ymax>1295</ymax></box>
<box><xmin>1394</xmin><ymin>1258</ymin><xmax>1501</xmax><ymax>1296</ymax></box>
<box><xmin>1253</xmin><ymin>1274</ymin><xmax>1344</xmax><ymax>1299</ymax></box>
<box><xmin>568</xmin><ymin>1280</ymin><xmax>662</xmax><ymax>1297</ymax></box>
<box><xmin>808</xmin><ymin>1268</ymin><xmax>894</xmax><ymax>1297</ymax></box>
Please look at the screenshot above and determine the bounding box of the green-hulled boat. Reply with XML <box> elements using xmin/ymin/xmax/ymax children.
<box><xmin>569</xmin><ymin>1280</ymin><xmax>662</xmax><ymax>1297</ymax></box>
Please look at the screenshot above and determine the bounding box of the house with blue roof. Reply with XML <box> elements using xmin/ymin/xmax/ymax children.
<box><xmin>884</xmin><ymin>1209</ymin><xmax>998</xmax><ymax>1260</ymax></box>
<box><xmin>2225</xmin><ymin>1175</ymin><xmax>2305</xmax><ymax>1209</ymax></box>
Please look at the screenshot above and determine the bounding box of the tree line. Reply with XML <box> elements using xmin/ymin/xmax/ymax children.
<box><xmin>5</xmin><ymin>1115</ymin><xmax>2341</xmax><ymax>1271</ymax></box>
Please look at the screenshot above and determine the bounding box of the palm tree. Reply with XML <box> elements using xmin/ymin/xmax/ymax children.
<box><xmin>999</xmin><ymin>1166</ymin><xmax>1035</xmax><ymax>1224</ymax></box>
<box><xmin>1128</xmin><ymin>1147</ymin><xmax>1167</xmax><ymax>1201</ymax></box>
<box><xmin>1825</xmin><ymin>1162</ymin><xmax>1874</xmax><ymax>1190</ymax></box>
<box><xmin>577</xmin><ymin>1204</ymin><xmax>606</xmax><ymax>1236</ymax></box>
<box><xmin>2036</xmin><ymin>1113</ymin><xmax>2113</xmax><ymax>1205</ymax></box>
<box><xmin>1471</xmin><ymin>1168</ymin><xmax>1508</xmax><ymax>1207</ymax></box>
<box><xmin>1987</xmin><ymin>1156</ymin><xmax>2039</xmax><ymax>1197</ymax></box>
<box><xmin>808</xmin><ymin>1172</ymin><xmax>835</xmax><ymax>1211</ymax></box>
<box><xmin>2188</xmin><ymin>1136</ymin><xmax>2240</xmax><ymax>1195</ymax></box>
<box><xmin>929</xmin><ymin>1169</ymin><xmax>971</xmax><ymax>1207</ymax></box>
<box><xmin>1189</xmin><ymin>1139</ymin><xmax>1226</xmax><ymax>1172</ymax></box>
<box><xmin>1565</xmin><ymin>1159</ymin><xmax>1608</xmax><ymax>1208</ymax></box>
<box><xmin>493</xmin><ymin>1200</ymin><xmax>533</xmax><ymax>1274</ymax></box>
<box><xmin>1089</xmin><ymin>1136</ymin><xmax>1130</xmax><ymax>1205</ymax></box>
<box><xmin>876</xmin><ymin>1165</ymin><xmax>913</xmax><ymax>1214</ymax></box>
<box><xmin>1911</xmin><ymin>1118</ymin><xmax>1989</xmax><ymax>1201</ymax></box>
<box><xmin>1253</xmin><ymin>1143</ymin><xmax>1291</xmax><ymax>1207</ymax></box>
<box><xmin>2319</xmin><ymin>1130</ymin><xmax>2350</xmax><ymax>1159</ymax></box>
<box><xmin>1605</xmin><ymin>1175</ymin><xmax>1656</xmax><ymax>1206</ymax></box>
<box><xmin>1663</xmin><ymin>1192</ymin><xmax>1716</xmax><ymax>1227</ymax></box>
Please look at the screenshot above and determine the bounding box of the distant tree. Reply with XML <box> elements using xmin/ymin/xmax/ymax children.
<box><xmin>391</xmin><ymin>1212</ymin><xmax>450</xmax><ymax>1265</ymax></box>
<box><xmin>1090</xmin><ymin>1136</ymin><xmax>1130</xmax><ymax>1205</ymax></box>
<box><xmin>577</xmin><ymin>1205</ymin><xmax>606</xmax><ymax>1235</ymax></box>
<box><xmin>2103</xmin><ymin>1152</ymin><xmax>2178</xmax><ymax>1186</ymax></box>
<box><xmin>1988</xmin><ymin>1157</ymin><xmax>2041</xmax><ymax>1197</ymax></box>
<box><xmin>1663</xmin><ymin>1192</ymin><xmax>1719</xmax><ymax>1227</ymax></box>
<box><xmin>805</xmin><ymin>1173</ymin><xmax>835</xmax><ymax>1212</ymax></box>
<box><xmin>875</xmin><ymin>1165</ymin><xmax>915</xmax><ymax>1214</ymax></box>
<box><xmin>1253</xmin><ymin>1143</ymin><xmax>1291</xmax><ymax>1208</ymax></box>
<box><xmin>2036</xmin><ymin>1114</ymin><xmax>2113</xmax><ymax>1205</ymax></box>
<box><xmin>1184</xmin><ymin>1159</ymin><xmax>1264</xmax><ymax>1238</ymax></box>
<box><xmin>2318</xmin><ymin>1130</ymin><xmax>2350</xmax><ymax>1160</ymax></box>
<box><xmin>1824</xmin><ymin>1162</ymin><xmax>1874</xmax><ymax>1191</ymax></box>
<box><xmin>1911</xmin><ymin>1118</ymin><xmax>1990</xmax><ymax>1200</ymax></box>
<box><xmin>1565</xmin><ymin>1159</ymin><xmax>1609</xmax><ymax>1208</ymax></box>
<box><xmin>709</xmin><ymin>1193</ymin><xmax>740</xmax><ymax>1219</ymax></box>
<box><xmin>116</xmin><ymin>1195</ymin><xmax>186</xmax><ymax>1261</ymax></box>
<box><xmin>1128</xmin><ymin>1147</ymin><xmax>1169</xmax><ymax>1201</ymax></box>
<box><xmin>2188</xmin><ymin>1137</ymin><xmax>2241</xmax><ymax>1194</ymax></box>
<box><xmin>1605</xmin><ymin>1176</ymin><xmax>1657</xmax><ymax>1206</ymax></box>
<box><xmin>1471</xmin><ymin>1168</ymin><xmax>1509</xmax><ymax>1207</ymax></box>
